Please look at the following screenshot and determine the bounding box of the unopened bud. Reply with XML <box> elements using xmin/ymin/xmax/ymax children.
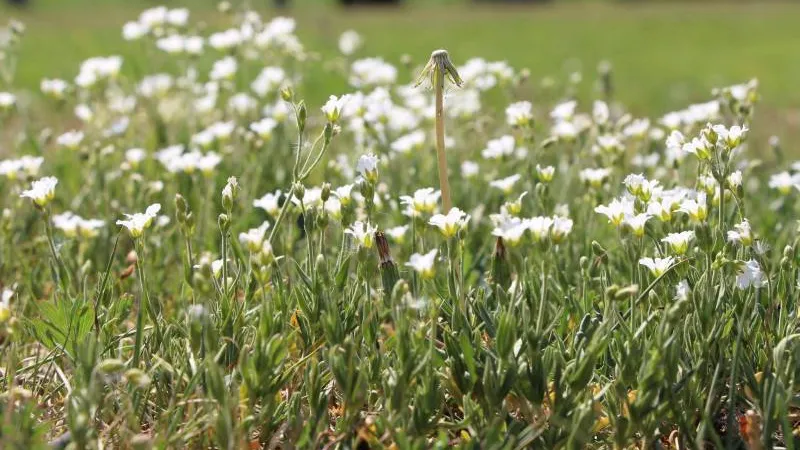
<box><xmin>297</xmin><ymin>101</ymin><xmax>307</xmax><ymax>132</ymax></box>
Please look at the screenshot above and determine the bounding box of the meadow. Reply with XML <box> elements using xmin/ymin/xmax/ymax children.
<box><xmin>1</xmin><ymin>1</ymin><xmax>800</xmax><ymax>449</ymax></box>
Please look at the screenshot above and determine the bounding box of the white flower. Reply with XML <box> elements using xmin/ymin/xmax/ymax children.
<box><xmin>639</xmin><ymin>257</ymin><xmax>675</xmax><ymax>277</ymax></box>
<box><xmin>400</xmin><ymin>188</ymin><xmax>441</xmax><ymax>217</ymax></box>
<box><xmin>550</xmin><ymin>100</ymin><xmax>577</xmax><ymax>121</ymax></box>
<box><xmin>736</xmin><ymin>259</ymin><xmax>766</xmax><ymax>290</ymax></box>
<box><xmin>239</xmin><ymin>221</ymin><xmax>271</xmax><ymax>252</ymax></box>
<box><xmin>505</xmin><ymin>101</ymin><xmax>533</xmax><ymax>127</ymax></box>
<box><xmin>595</xmin><ymin>197</ymin><xmax>634</xmax><ymax>226</ymax></box>
<box><xmin>166</xmin><ymin>8</ymin><xmax>189</xmax><ymax>26</ymax></box>
<box><xmin>550</xmin><ymin>216</ymin><xmax>573</xmax><ymax>243</ymax></box>
<box><xmin>391</xmin><ymin>130</ymin><xmax>426</xmax><ymax>154</ymax></box>
<box><xmin>349</xmin><ymin>57</ymin><xmax>397</xmax><ymax>88</ymax></box>
<box><xmin>727</xmin><ymin>220</ymin><xmax>753</xmax><ymax>246</ymax></box>
<box><xmin>675</xmin><ymin>279</ymin><xmax>691</xmax><ymax>301</ymax></box>
<box><xmin>251</xmin><ymin>67</ymin><xmax>286</xmax><ymax>97</ymax></box>
<box><xmin>623</xmin><ymin>213</ymin><xmax>652</xmax><ymax>237</ymax></box>
<box><xmin>623</xmin><ymin>118</ymin><xmax>650</xmax><ymax>138</ymax></box>
<box><xmin>321</xmin><ymin>94</ymin><xmax>351</xmax><ymax>122</ymax></box>
<box><xmin>623</xmin><ymin>173</ymin><xmax>659</xmax><ymax>201</ymax></box>
<box><xmin>208</xmin><ymin>28</ymin><xmax>242</xmax><ymax>50</ymax></box>
<box><xmin>41</xmin><ymin>78</ymin><xmax>69</xmax><ymax>99</ymax></box>
<box><xmin>56</xmin><ymin>130</ymin><xmax>84</xmax><ymax>150</ymax></box>
<box><xmin>406</xmin><ymin>249</ymin><xmax>438</xmax><ymax>279</ymax></box>
<box><xmin>122</xmin><ymin>21</ymin><xmax>147</xmax><ymax>40</ymax></box>
<box><xmin>727</xmin><ymin>170</ymin><xmax>743</xmax><ymax>188</ymax></box>
<box><xmin>21</xmin><ymin>176</ymin><xmax>58</xmax><ymax>207</ymax></box>
<box><xmin>661</xmin><ymin>231</ymin><xmax>694</xmax><ymax>255</ymax></box>
<box><xmin>250</xmin><ymin>118</ymin><xmax>278</xmax><ymax>140</ymax></box>
<box><xmin>254</xmin><ymin>190</ymin><xmax>281</xmax><ymax>216</ymax></box>
<box><xmin>210</xmin><ymin>56</ymin><xmax>237</xmax><ymax>81</ymax></box>
<box><xmin>536</xmin><ymin>165</ymin><xmax>555</xmax><ymax>183</ymax></box>
<box><xmin>53</xmin><ymin>212</ymin><xmax>104</xmax><ymax>238</ymax></box>
<box><xmin>682</xmin><ymin>136</ymin><xmax>712</xmax><ymax>160</ymax></box>
<box><xmin>552</xmin><ymin>120</ymin><xmax>578</xmax><ymax>140</ymax></box>
<box><xmin>525</xmin><ymin>216</ymin><xmax>553</xmax><ymax>243</ymax></box>
<box><xmin>461</xmin><ymin>161</ymin><xmax>480</xmax><ymax>178</ymax></box>
<box><xmin>678</xmin><ymin>193</ymin><xmax>708</xmax><ymax>222</ymax></box>
<box><xmin>489</xmin><ymin>174</ymin><xmax>521</xmax><ymax>194</ymax></box>
<box><xmin>117</xmin><ymin>204</ymin><xmax>161</xmax><ymax>238</ymax></box>
<box><xmin>481</xmin><ymin>135</ymin><xmax>515</xmax><ymax>160</ymax></box>
<box><xmin>334</xmin><ymin>184</ymin><xmax>355</xmax><ymax>206</ymax></box>
<box><xmin>385</xmin><ymin>225</ymin><xmax>409</xmax><ymax>242</ymax></box>
<box><xmin>429</xmin><ymin>208</ymin><xmax>470</xmax><ymax>238</ymax></box>
<box><xmin>768</xmin><ymin>171</ymin><xmax>798</xmax><ymax>195</ymax></box>
<box><xmin>580</xmin><ymin>168</ymin><xmax>611</xmax><ymax>188</ymax></box>
<box><xmin>345</xmin><ymin>221</ymin><xmax>377</xmax><ymax>249</ymax></box>
<box><xmin>356</xmin><ymin>153</ymin><xmax>379</xmax><ymax>183</ymax></box>
<box><xmin>338</xmin><ymin>30</ymin><xmax>362</xmax><ymax>55</ymax></box>
<box><xmin>0</xmin><ymin>92</ymin><xmax>16</xmax><ymax>110</ymax></box>
<box><xmin>492</xmin><ymin>217</ymin><xmax>528</xmax><ymax>246</ymax></box>
<box><xmin>593</xmin><ymin>134</ymin><xmax>624</xmax><ymax>154</ymax></box>
<box><xmin>593</xmin><ymin>100</ymin><xmax>609</xmax><ymax>124</ymax></box>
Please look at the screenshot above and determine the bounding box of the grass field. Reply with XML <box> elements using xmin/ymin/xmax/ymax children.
<box><xmin>4</xmin><ymin>1</ymin><xmax>800</xmax><ymax>142</ymax></box>
<box><xmin>5</xmin><ymin>1</ymin><xmax>800</xmax><ymax>448</ymax></box>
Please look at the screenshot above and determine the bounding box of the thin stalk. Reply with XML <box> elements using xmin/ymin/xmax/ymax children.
<box><xmin>434</xmin><ymin>74</ymin><xmax>452</xmax><ymax>212</ymax></box>
<box><xmin>133</xmin><ymin>240</ymin><xmax>149</xmax><ymax>367</ymax></box>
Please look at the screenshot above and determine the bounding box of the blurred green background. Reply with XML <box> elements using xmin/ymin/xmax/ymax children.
<box><xmin>2</xmin><ymin>0</ymin><xmax>800</xmax><ymax>145</ymax></box>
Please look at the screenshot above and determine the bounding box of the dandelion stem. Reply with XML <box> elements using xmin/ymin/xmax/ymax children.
<box><xmin>434</xmin><ymin>74</ymin><xmax>452</xmax><ymax>212</ymax></box>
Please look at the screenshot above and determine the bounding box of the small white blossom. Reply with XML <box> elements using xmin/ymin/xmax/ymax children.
<box><xmin>639</xmin><ymin>257</ymin><xmax>675</xmax><ymax>277</ymax></box>
<box><xmin>406</xmin><ymin>249</ymin><xmax>437</xmax><ymax>279</ymax></box>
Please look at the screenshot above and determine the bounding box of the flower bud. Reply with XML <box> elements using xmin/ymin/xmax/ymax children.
<box><xmin>125</xmin><ymin>368</ymin><xmax>151</xmax><ymax>389</ymax></box>
<box><xmin>321</xmin><ymin>183</ymin><xmax>331</xmax><ymax>202</ymax></box>
<box><xmin>297</xmin><ymin>101</ymin><xmax>307</xmax><ymax>132</ymax></box>
<box><xmin>591</xmin><ymin>241</ymin><xmax>607</xmax><ymax>257</ymax></box>
<box><xmin>218</xmin><ymin>213</ymin><xmax>230</xmax><ymax>232</ymax></box>
<box><xmin>293</xmin><ymin>182</ymin><xmax>305</xmax><ymax>201</ymax></box>
<box><xmin>280</xmin><ymin>85</ymin><xmax>294</xmax><ymax>102</ymax></box>
<box><xmin>98</xmin><ymin>358</ymin><xmax>126</xmax><ymax>374</ymax></box>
